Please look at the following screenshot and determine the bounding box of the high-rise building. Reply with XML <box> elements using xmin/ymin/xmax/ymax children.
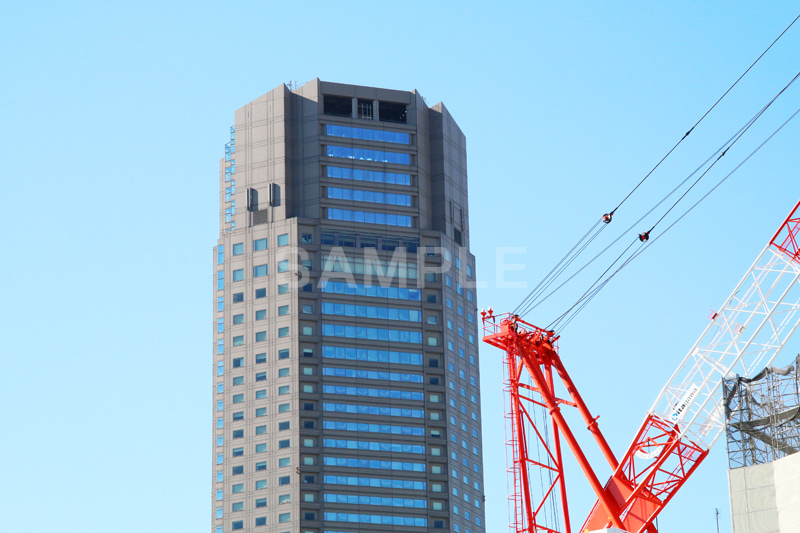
<box><xmin>212</xmin><ymin>79</ymin><xmax>483</xmax><ymax>533</ymax></box>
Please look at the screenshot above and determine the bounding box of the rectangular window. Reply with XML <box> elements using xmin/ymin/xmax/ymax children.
<box><xmin>217</xmin><ymin>270</ymin><xmax>224</xmax><ymax>291</ymax></box>
<box><xmin>278</xmin><ymin>305</ymin><xmax>289</xmax><ymax>316</ymax></box>
<box><xmin>232</xmin><ymin>313</ymin><xmax>243</xmax><ymax>325</ymax></box>
<box><xmin>278</xmin><ymin>283</ymin><xmax>289</xmax><ymax>294</ymax></box>
<box><xmin>217</xmin><ymin>245</ymin><xmax>224</xmax><ymax>264</ymax></box>
<box><xmin>253</xmin><ymin>238</ymin><xmax>267</xmax><ymax>251</ymax></box>
<box><xmin>255</xmin><ymin>372</ymin><xmax>267</xmax><ymax>381</ymax></box>
<box><xmin>277</xmin><ymin>260</ymin><xmax>289</xmax><ymax>273</ymax></box>
<box><xmin>255</xmin><ymin>461</ymin><xmax>267</xmax><ymax>471</ymax></box>
<box><xmin>277</xmin><ymin>234</ymin><xmax>289</xmax><ymax>246</ymax></box>
<box><xmin>253</xmin><ymin>264</ymin><xmax>268</xmax><ymax>277</ymax></box>
<box><xmin>278</xmin><ymin>439</ymin><xmax>290</xmax><ymax>449</ymax></box>
<box><xmin>278</xmin><ymin>385</ymin><xmax>290</xmax><ymax>395</ymax></box>
<box><xmin>326</xmin><ymin>208</ymin><xmax>412</xmax><ymax>228</ymax></box>
<box><xmin>278</xmin><ymin>368</ymin><xmax>289</xmax><ymax>377</ymax></box>
<box><xmin>255</xmin><ymin>353</ymin><xmax>266</xmax><ymax>364</ymax></box>
<box><xmin>255</xmin><ymin>288</ymin><xmax>266</xmax><ymax>299</ymax></box>
<box><xmin>232</xmin><ymin>335</ymin><xmax>244</xmax><ymax>346</ymax></box>
<box><xmin>255</xmin><ymin>309</ymin><xmax>266</xmax><ymax>320</ymax></box>
<box><xmin>278</xmin><ymin>349</ymin><xmax>290</xmax><ymax>360</ymax></box>
<box><xmin>278</xmin><ymin>403</ymin><xmax>290</xmax><ymax>413</ymax></box>
<box><xmin>278</xmin><ymin>327</ymin><xmax>289</xmax><ymax>338</ymax></box>
<box><xmin>326</xmin><ymin>145</ymin><xmax>410</xmax><ymax>165</ymax></box>
<box><xmin>232</xmin><ymin>292</ymin><xmax>243</xmax><ymax>303</ymax></box>
<box><xmin>255</xmin><ymin>331</ymin><xmax>267</xmax><ymax>342</ymax></box>
<box><xmin>232</xmin><ymin>243</ymin><xmax>244</xmax><ymax>256</ymax></box>
<box><xmin>256</xmin><ymin>407</ymin><xmax>267</xmax><ymax>417</ymax></box>
<box><xmin>232</xmin><ymin>447</ymin><xmax>243</xmax><ymax>457</ymax></box>
<box><xmin>232</xmin><ymin>269</ymin><xmax>244</xmax><ymax>282</ymax></box>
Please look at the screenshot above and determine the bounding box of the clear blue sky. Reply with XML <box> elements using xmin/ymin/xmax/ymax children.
<box><xmin>1</xmin><ymin>2</ymin><xmax>798</xmax><ymax>532</ymax></box>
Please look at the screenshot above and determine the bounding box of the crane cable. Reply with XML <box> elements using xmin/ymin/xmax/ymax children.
<box><xmin>609</xmin><ymin>11</ymin><xmax>800</xmax><ymax>217</ymax></box>
<box><xmin>519</xmin><ymin>106</ymin><xmax>757</xmax><ymax>319</ymax></box>
<box><xmin>513</xmin><ymin>13</ymin><xmax>800</xmax><ymax>317</ymax></box>
<box><xmin>551</xmin><ymin>103</ymin><xmax>800</xmax><ymax>333</ymax></box>
<box><xmin>549</xmin><ymin>75</ymin><xmax>799</xmax><ymax>331</ymax></box>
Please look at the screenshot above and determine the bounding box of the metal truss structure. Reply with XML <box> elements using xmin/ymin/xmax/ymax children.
<box><xmin>723</xmin><ymin>355</ymin><xmax>800</xmax><ymax>469</ymax></box>
<box><xmin>483</xmin><ymin>199</ymin><xmax>800</xmax><ymax>533</ymax></box>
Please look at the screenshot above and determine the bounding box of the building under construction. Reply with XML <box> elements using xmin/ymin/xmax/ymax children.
<box><xmin>724</xmin><ymin>356</ymin><xmax>800</xmax><ymax>532</ymax></box>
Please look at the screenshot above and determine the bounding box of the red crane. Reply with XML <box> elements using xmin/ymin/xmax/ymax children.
<box><xmin>482</xmin><ymin>199</ymin><xmax>800</xmax><ymax>533</ymax></box>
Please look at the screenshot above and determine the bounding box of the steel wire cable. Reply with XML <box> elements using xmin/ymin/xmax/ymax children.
<box><xmin>513</xmin><ymin>15</ymin><xmax>799</xmax><ymax>318</ymax></box>
<box><xmin>610</xmin><ymin>12</ymin><xmax>800</xmax><ymax>215</ymax></box>
<box><xmin>513</xmin><ymin>220</ymin><xmax>604</xmax><ymax>316</ymax></box>
<box><xmin>518</xmin><ymin>113</ymin><xmax>753</xmax><ymax>318</ymax></box>
<box><xmin>514</xmin><ymin>221</ymin><xmax>606</xmax><ymax>317</ymax></box>
<box><xmin>552</xmin><ymin>105</ymin><xmax>800</xmax><ymax>333</ymax></box>
<box><xmin>641</xmin><ymin>71</ymin><xmax>799</xmax><ymax>237</ymax></box>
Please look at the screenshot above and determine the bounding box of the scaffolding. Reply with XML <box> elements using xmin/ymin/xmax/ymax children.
<box><xmin>723</xmin><ymin>355</ymin><xmax>800</xmax><ymax>469</ymax></box>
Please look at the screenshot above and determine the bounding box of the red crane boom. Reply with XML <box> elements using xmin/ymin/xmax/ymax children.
<box><xmin>483</xmin><ymin>199</ymin><xmax>800</xmax><ymax>533</ymax></box>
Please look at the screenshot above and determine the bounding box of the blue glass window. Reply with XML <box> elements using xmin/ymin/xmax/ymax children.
<box><xmin>321</xmin><ymin>323</ymin><xmax>422</xmax><ymax>344</ymax></box>
<box><xmin>327</xmin><ymin>208</ymin><xmax>412</xmax><ymax>227</ymax></box>
<box><xmin>217</xmin><ymin>339</ymin><xmax>224</xmax><ymax>354</ymax></box>
<box><xmin>327</xmin><ymin>187</ymin><xmax>412</xmax><ymax>206</ymax></box>
<box><xmin>327</xmin><ymin>165</ymin><xmax>411</xmax><ymax>186</ymax></box>
<box><xmin>324</xmin><ymin>474</ymin><xmax>426</xmax><ymax>490</ymax></box>
<box><xmin>277</xmin><ymin>234</ymin><xmax>289</xmax><ymax>246</ymax></box>
<box><xmin>322</xmin><ymin>438</ymin><xmax>425</xmax><ymax>454</ymax></box>
<box><xmin>217</xmin><ymin>270</ymin><xmax>224</xmax><ymax>290</ymax></box>
<box><xmin>322</xmin><ymin>366</ymin><xmax>423</xmax><ymax>383</ymax></box>
<box><xmin>232</xmin><ymin>269</ymin><xmax>244</xmax><ymax>282</ymax></box>
<box><xmin>320</xmin><ymin>280</ymin><xmax>420</xmax><ymax>301</ymax></box>
<box><xmin>232</xmin><ymin>243</ymin><xmax>244</xmax><ymax>256</ymax></box>
<box><xmin>323</xmin><ymin>456</ymin><xmax>426</xmax><ymax>472</ymax></box>
<box><xmin>217</xmin><ymin>245</ymin><xmax>224</xmax><ymax>265</ymax></box>
<box><xmin>325</xmin><ymin>125</ymin><xmax>410</xmax><ymax>144</ymax></box>
<box><xmin>321</xmin><ymin>345</ymin><xmax>422</xmax><ymax>365</ymax></box>
<box><xmin>321</xmin><ymin>420</ymin><xmax>424</xmax><ymax>436</ymax></box>
<box><xmin>253</xmin><ymin>238</ymin><xmax>267</xmax><ymax>251</ymax></box>
<box><xmin>253</xmin><ymin>264</ymin><xmax>267</xmax><ymax>277</ymax></box>
<box><xmin>323</xmin><ymin>493</ymin><xmax>426</xmax><ymax>508</ymax></box>
<box><xmin>277</xmin><ymin>260</ymin><xmax>289</xmax><ymax>272</ymax></box>
<box><xmin>322</xmin><ymin>384</ymin><xmax>423</xmax><ymax>401</ymax></box>
<box><xmin>322</xmin><ymin>511</ymin><xmax>427</xmax><ymax>527</ymax></box>
<box><xmin>217</xmin><ymin>297</ymin><xmax>224</xmax><ymax>312</ymax></box>
<box><xmin>326</xmin><ymin>145</ymin><xmax>410</xmax><ymax>165</ymax></box>
<box><xmin>324</xmin><ymin>402</ymin><xmax>424</xmax><ymax>418</ymax></box>
<box><xmin>321</xmin><ymin>302</ymin><xmax>421</xmax><ymax>322</ymax></box>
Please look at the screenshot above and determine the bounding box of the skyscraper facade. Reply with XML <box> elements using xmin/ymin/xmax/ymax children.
<box><xmin>212</xmin><ymin>79</ymin><xmax>484</xmax><ymax>533</ymax></box>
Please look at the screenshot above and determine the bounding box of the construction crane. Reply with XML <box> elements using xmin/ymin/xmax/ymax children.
<box><xmin>482</xmin><ymin>199</ymin><xmax>800</xmax><ymax>533</ymax></box>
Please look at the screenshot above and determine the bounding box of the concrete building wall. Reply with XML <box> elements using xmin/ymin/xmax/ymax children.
<box><xmin>212</xmin><ymin>80</ymin><xmax>484</xmax><ymax>533</ymax></box>
<box><xmin>729</xmin><ymin>451</ymin><xmax>800</xmax><ymax>532</ymax></box>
